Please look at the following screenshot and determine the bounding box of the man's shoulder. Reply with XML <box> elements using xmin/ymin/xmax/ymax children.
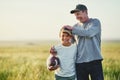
<box><xmin>73</xmin><ymin>23</ymin><xmax>81</xmax><ymax>27</ymax></box>
<box><xmin>90</xmin><ymin>18</ymin><xmax>100</xmax><ymax>23</ymax></box>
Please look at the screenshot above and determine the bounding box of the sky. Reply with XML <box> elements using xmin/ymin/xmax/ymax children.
<box><xmin>0</xmin><ymin>0</ymin><xmax>120</xmax><ymax>41</ymax></box>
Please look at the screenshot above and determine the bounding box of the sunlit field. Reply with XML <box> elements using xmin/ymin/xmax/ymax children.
<box><xmin>0</xmin><ymin>41</ymin><xmax>119</xmax><ymax>80</ymax></box>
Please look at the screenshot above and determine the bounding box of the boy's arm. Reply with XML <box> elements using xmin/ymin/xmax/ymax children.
<box><xmin>46</xmin><ymin>56</ymin><xmax>50</xmax><ymax>70</ymax></box>
<box><xmin>50</xmin><ymin>46</ymin><xmax>57</xmax><ymax>56</ymax></box>
<box><xmin>47</xmin><ymin>46</ymin><xmax>59</xmax><ymax>71</ymax></box>
<box><xmin>48</xmin><ymin>65</ymin><xmax>60</xmax><ymax>71</ymax></box>
<box><xmin>46</xmin><ymin>56</ymin><xmax>54</xmax><ymax>71</ymax></box>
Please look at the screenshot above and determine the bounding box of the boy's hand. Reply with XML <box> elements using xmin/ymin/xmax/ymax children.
<box><xmin>48</xmin><ymin>65</ymin><xmax>59</xmax><ymax>71</ymax></box>
<box><xmin>50</xmin><ymin>46</ymin><xmax>57</xmax><ymax>55</ymax></box>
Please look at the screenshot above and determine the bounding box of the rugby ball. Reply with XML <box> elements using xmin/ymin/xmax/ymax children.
<box><xmin>49</xmin><ymin>56</ymin><xmax>60</xmax><ymax>67</ymax></box>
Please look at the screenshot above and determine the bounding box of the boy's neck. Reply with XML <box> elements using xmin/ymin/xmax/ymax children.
<box><xmin>62</xmin><ymin>42</ymin><xmax>71</xmax><ymax>46</ymax></box>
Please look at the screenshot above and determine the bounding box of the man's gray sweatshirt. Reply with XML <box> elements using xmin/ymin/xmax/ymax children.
<box><xmin>72</xmin><ymin>18</ymin><xmax>103</xmax><ymax>63</ymax></box>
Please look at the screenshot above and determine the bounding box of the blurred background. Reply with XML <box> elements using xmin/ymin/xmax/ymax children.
<box><xmin>0</xmin><ymin>0</ymin><xmax>120</xmax><ymax>80</ymax></box>
<box><xmin>0</xmin><ymin>0</ymin><xmax>120</xmax><ymax>41</ymax></box>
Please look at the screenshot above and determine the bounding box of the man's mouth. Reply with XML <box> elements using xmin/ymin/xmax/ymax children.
<box><xmin>77</xmin><ymin>17</ymin><xmax>82</xmax><ymax>20</ymax></box>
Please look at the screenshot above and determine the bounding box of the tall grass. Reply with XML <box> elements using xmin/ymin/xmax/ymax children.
<box><xmin>102</xmin><ymin>42</ymin><xmax>120</xmax><ymax>80</ymax></box>
<box><xmin>0</xmin><ymin>41</ymin><xmax>119</xmax><ymax>80</ymax></box>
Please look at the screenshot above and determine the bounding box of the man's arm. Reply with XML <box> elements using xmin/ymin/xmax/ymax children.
<box><xmin>72</xmin><ymin>19</ymin><xmax>101</xmax><ymax>38</ymax></box>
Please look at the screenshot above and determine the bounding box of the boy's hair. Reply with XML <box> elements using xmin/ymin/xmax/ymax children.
<box><xmin>59</xmin><ymin>25</ymin><xmax>72</xmax><ymax>37</ymax></box>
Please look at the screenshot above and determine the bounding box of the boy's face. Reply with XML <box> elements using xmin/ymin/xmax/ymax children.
<box><xmin>60</xmin><ymin>32</ymin><xmax>72</xmax><ymax>45</ymax></box>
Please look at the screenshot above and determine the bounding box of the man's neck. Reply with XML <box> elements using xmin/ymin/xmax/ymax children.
<box><xmin>85</xmin><ymin>17</ymin><xmax>90</xmax><ymax>22</ymax></box>
<box><xmin>79</xmin><ymin>17</ymin><xmax>90</xmax><ymax>25</ymax></box>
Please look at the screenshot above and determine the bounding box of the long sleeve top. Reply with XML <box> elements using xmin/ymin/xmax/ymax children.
<box><xmin>72</xmin><ymin>18</ymin><xmax>103</xmax><ymax>63</ymax></box>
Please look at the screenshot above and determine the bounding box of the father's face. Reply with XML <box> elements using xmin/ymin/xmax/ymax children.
<box><xmin>74</xmin><ymin>11</ymin><xmax>88</xmax><ymax>23</ymax></box>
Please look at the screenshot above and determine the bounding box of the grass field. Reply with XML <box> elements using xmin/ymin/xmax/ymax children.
<box><xmin>0</xmin><ymin>41</ymin><xmax>120</xmax><ymax>80</ymax></box>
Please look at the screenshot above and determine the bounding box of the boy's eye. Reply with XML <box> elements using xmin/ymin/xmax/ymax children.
<box><xmin>62</xmin><ymin>35</ymin><xmax>69</xmax><ymax>37</ymax></box>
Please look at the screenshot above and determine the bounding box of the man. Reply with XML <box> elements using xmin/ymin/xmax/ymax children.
<box><xmin>65</xmin><ymin>4</ymin><xmax>104</xmax><ymax>80</ymax></box>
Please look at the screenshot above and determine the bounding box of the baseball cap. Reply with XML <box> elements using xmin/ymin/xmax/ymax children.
<box><xmin>60</xmin><ymin>25</ymin><xmax>72</xmax><ymax>36</ymax></box>
<box><xmin>70</xmin><ymin>4</ymin><xmax>87</xmax><ymax>14</ymax></box>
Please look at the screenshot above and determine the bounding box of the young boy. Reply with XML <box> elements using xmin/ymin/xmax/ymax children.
<box><xmin>47</xmin><ymin>25</ymin><xmax>77</xmax><ymax>80</ymax></box>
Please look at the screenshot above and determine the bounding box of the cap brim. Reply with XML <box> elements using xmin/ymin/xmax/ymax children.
<box><xmin>70</xmin><ymin>9</ymin><xmax>80</xmax><ymax>14</ymax></box>
<box><xmin>62</xmin><ymin>30</ymin><xmax>72</xmax><ymax>36</ymax></box>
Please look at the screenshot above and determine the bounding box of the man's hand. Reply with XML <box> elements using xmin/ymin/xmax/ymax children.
<box><xmin>63</xmin><ymin>25</ymin><xmax>73</xmax><ymax>31</ymax></box>
<box><xmin>48</xmin><ymin>65</ymin><xmax>60</xmax><ymax>71</ymax></box>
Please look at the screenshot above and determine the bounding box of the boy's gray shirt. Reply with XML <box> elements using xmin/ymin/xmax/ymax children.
<box><xmin>72</xmin><ymin>18</ymin><xmax>103</xmax><ymax>63</ymax></box>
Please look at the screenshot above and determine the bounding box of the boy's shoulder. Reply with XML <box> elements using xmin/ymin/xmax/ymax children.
<box><xmin>54</xmin><ymin>44</ymin><xmax>62</xmax><ymax>50</ymax></box>
<box><xmin>54</xmin><ymin>43</ymin><xmax>77</xmax><ymax>50</ymax></box>
<box><xmin>71</xmin><ymin>44</ymin><xmax>77</xmax><ymax>50</ymax></box>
